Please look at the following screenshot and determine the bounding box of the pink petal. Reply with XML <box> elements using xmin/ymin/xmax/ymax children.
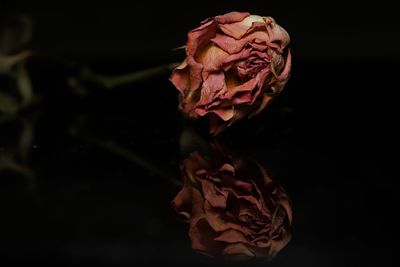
<box><xmin>169</xmin><ymin>59</ymin><xmax>189</xmax><ymax>93</ymax></box>
<box><xmin>222</xmin><ymin>243</ymin><xmax>255</xmax><ymax>257</ymax></box>
<box><xmin>218</xmin><ymin>163</ymin><xmax>235</xmax><ymax>174</ymax></box>
<box><xmin>196</xmin><ymin>44</ymin><xmax>229</xmax><ymax>79</ymax></box>
<box><xmin>222</xmin><ymin>74</ymin><xmax>259</xmax><ymax>101</ymax></box>
<box><xmin>201</xmin><ymin>179</ymin><xmax>228</xmax><ymax>209</ymax></box>
<box><xmin>215</xmin><ymin>229</ymin><xmax>249</xmax><ymax>244</ymax></box>
<box><xmin>217</xmin><ymin>15</ymin><xmax>264</xmax><ymax>39</ymax></box>
<box><xmin>197</xmin><ymin>107</ymin><xmax>235</xmax><ymax>122</ymax></box>
<box><xmin>277</xmin><ymin>49</ymin><xmax>292</xmax><ymax>82</ymax></box>
<box><xmin>195</xmin><ymin>72</ymin><xmax>227</xmax><ymax>110</ymax></box>
<box><xmin>178</xmin><ymin>56</ymin><xmax>204</xmax><ymax>115</ymax></box>
<box><xmin>204</xmin><ymin>201</ymin><xmax>253</xmax><ymax>236</ymax></box>
<box><xmin>212</xmin><ymin>31</ymin><xmax>269</xmax><ymax>54</ymax></box>
<box><xmin>172</xmin><ymin>180</ymin><xmax>193</xmax><ymax>219</ymax></box>
<box><xmin>187</xmin><ymin>20</ymin><xmax>218</xmax><ymax>57</ymax></box>
<box><xmin>187</xmin><ymin>56</ymin><xmax>204</xmax><ymax>90</ymax></box>
<box><xmin>188</xmin><ymin>189</ymin><xmax>207</xmax><ymax>226</ymax></box>
<box><xmin>266</xmin><ymin>19</ymin><xmax>290</xmax><ymax>52</ymax></box>
<box><xmin>182</xmin><ymin>152</ymin><xmax>211</xmax><ymax>175</ymax></box>
<box><xmin>214</xmin><ymin>12</ymin><xmax>250</xmax><ymax>24</ymax></box>
<box><xmin>189</xmin><ymin>218</ymin><xmax>222</xmax><ymax>255</ymax></box>
<box><xmin>219</xmin><ymin>47</ymin><xmax>252</xmax><ymax>70</ymax></box>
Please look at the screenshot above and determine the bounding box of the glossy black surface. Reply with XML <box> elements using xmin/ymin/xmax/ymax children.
<box><xmin>1</xmin><ymin>59</ymin><xmax>398</xmax><ymax>266</ymax></box>
<box><xmin>1</xmin><ymin>1</ymin><xmax>400</xmax><ymax>265</ymax></box>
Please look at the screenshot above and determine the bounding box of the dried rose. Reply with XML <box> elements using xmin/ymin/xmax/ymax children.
<box><xmin>172</xmin><ymin>143</ymin><xmax>292</xmax><ymax>260</ymax></box>
<box><xmin>170</xmin><ymin>11</ymin><xmax>291</xmax><ymax>135</ymax></box>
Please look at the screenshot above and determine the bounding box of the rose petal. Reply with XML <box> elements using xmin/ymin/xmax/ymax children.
<box><xmin>196</xmin><ymin>44</ymin><xmax>229</xmax><ymax>78</ymax></box>
<box><xmin>276</xmin><ymin>197</ymin><xmax>293</xmax><ymax>225</ymax></box>
<box><xmin>194</xmin><ymin>72</ymin><xmax>237</xmax><ymax>122</ymax></box>
<box><xmin>212</xmin><ymin>31</ymin><xmax>269</xmax><ymax>55</ymax></box>
<box><xmin>178</xmin><ymin>57</ymin><xmax>205</xmax><ymax>115</ymax></box>
<box><xmin>267</xmin><ymin>49</ymin><xmax>291</xmax><ymax>96</ymax></box>
<box><xmin>201</xmin><ymin>179</ymin><xmax>228</xmax><ymax>209</ymax></box>
<box><xmin>222</xmin><ymin>73</ymin><xmax>260</xmax><ymax>102</ymax></box>
<box><xmin>215</xmin><ymin>229</ymin><xmax>250</xmax><ymax>244</ymax></box>
<box><xmin>189</xmin><ymin>186</ymin><xmax>207</xmax><ymax>222</ymax></box>
<box><xmin>187</xmin><ymin>20</ymin><xmax>218</xmax><ymax>57</ymax></box>
<box><xmin>172</xmin><ymin>180</ymin><xmax>193</xmax><ymax>220</ymax></box>
<box><xmin>211</xmin><ymin>34</ymin><xmax>248</xmax><ymax>55</ymax></box>
<box><xmin>219</xmin><ymin>47</ymin><xmax>252</xmax><ymax>70</ymax></box>
<box><xmin>266</xmin><ymin>19</ymin><xmax>290</xmax><ymax>52</ymax></box>
<box><xmin>204</xmin><ymin>201</ymin><xmax>254</xmax><ymax>236</ymax></box>
<box><xmin>277</xmin><ymin>49</ymin><xmax>292</xmax><ymax>82</ymax></box>
<box><xmin>217</xmin><ymin>163</ymin><xmax>235</xmax><ymax>174</ymax></box>
<box><xmin>182</xmin><ymin>152</ymin><xmax>211</xmax><ymax>177</ymax></box>
<box><xmin>195</xmin><ymin>71</ymin><xmax>227</xmax><ymax>108</ymax></box>
<box><xmin>218</xmin><ymin>15</ymin><xmax>264</xmax><ymax>40</ymax></box>
<box><xmin>214</xmin><ymin>12</ymin><xmax>250</xmax><ymax>24</ymax></box>
<box><xmin>187</xmin><ymin>56</ymin><xmax>204</xmax><ymax>91</ymax></box>
<box><xmin>217</xmin><ymin>175</ymin><xmax>254</xmax><ymax>192</ymax></box>
<box><xmin>222</xmin><ymin>243</ymin><xmax>255</xmax><ymax>257</ymax></box>
<box><xmin>201</xmin><ymin>108</ymin><xmax>235</xmax><ymax>122</ymax></box>
<box><xmin>170</xmin><ymin>56</ymin><xmax>205</xmax><ymax>95</ymax></box>
<box><xmin>170</xmin><ymin>59</ymin><xmax>189</xmax><ymax>93</ymax></box>
<box><xmin>190</xmin><ymin>218</ymin><xmax>222</xmax><ymax>256</ymax></box>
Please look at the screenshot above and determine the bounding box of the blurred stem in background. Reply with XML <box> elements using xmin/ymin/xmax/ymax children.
<box><xmin>0</xmin><ymin>15</ymin><xmax>34</xmax><ymax>121</ymax></box>
<box><xmin>79</xmin><ymin>63</ymin><xmax>178</xmax><ymax>89</ymax></box>
<box><xmin>0</xmin><ymin>13</ymin><xmax>180</xmax><ymax>189</ymax></box>
<box><xmin>0</xmin><ymin>15</ymin><xmax>37</xmax><ymax>192</ymax></box>
<box><xmin>0</xmin><ymin>115</ymin><xmax>37</xmax><ymax>193</ymax></box>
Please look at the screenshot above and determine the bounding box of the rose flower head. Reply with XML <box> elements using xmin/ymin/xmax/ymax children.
<box><xmin>170</xmin><ymin>12</ymin><xmax>291</xmax><ymax>135</ymax></box>
<box><xmin>172</xmin><ymin>143</ymin><xmax>292</xmax><ymax>260</ymax></box>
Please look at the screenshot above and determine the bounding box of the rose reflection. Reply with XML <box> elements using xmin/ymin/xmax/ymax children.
<box><xmin>173</xmin><ymin>142</ymin><xmax>292</xmax><ymax>260</ymax></box>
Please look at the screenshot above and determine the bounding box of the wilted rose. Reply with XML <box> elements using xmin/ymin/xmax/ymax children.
<box><xmin>170</xmin><ymin>11</ymin><xmax>291</xmax><ymax>135</ymax></box>
<box><xmin>172</xmin><ymin>144</ymin><xmax>292</xmax><ymax>260</ymax></box>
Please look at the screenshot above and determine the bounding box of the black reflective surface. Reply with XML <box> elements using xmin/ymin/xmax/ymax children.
<box><xmin>1</xmin><ymin>58</ymin><xmax>398</xmax><ymax>266</ymax></box>
<box><xmin>1</xmin><ymin>1</ymin><xmax>400</xmax><ymax>265</ymax></box>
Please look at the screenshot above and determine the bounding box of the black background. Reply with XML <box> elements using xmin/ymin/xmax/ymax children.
<box><xmin>1</xmin><ymin>1</ymin><xmax>399</xmax><ymax>266</ymax></box>
<box><xmin>3</xmin><ymin>0</ymin><xmax>400</xmax><ymax>62</ymax></box>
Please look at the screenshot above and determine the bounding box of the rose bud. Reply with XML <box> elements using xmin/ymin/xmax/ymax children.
<box><xmin>172</xmin><ymin>143</ymin><xmax>292</xmax><ymax>260</ymax></box>
<box><xmin>170</xmin><ymin>11</ymin><xmax>291</xmax><ymax>135</ymax></box>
